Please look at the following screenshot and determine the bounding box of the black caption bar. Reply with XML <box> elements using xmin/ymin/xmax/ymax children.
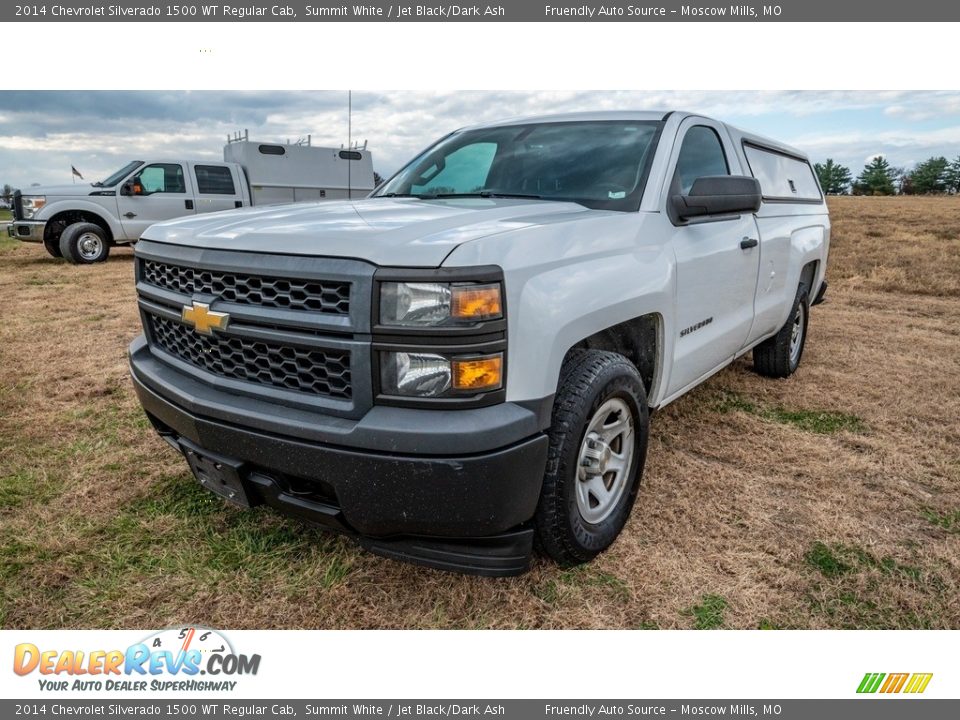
<box><xmin>3</xmin><ymin>700</ymin><xmax>959</xmax><ymax>719</ymax></box>
<box><xmin>4</xmin><ymin>0</ymin><xmax>960</xmax><ymax>22</ymax></box>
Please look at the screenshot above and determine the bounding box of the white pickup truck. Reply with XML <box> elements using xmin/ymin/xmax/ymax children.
<box><xmin>7</xmin><ymin>139</ymin><xmax>375</xmax><ymax>264</ymax></box>
<box><xmin>129</xmin><ymin>111</ymin><xmax>829</xmax><ymax>576</ymax></box>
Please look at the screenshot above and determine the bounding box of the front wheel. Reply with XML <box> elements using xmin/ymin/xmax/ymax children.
<box><xmin>534</xmin><ymin>350</ymin><xmax>649</xmax><ymax>566</ymax></box>
<box><xmin>59</xmin><ymin>222</ymin><xmax>110</xmax><ymax>264</ymax></box>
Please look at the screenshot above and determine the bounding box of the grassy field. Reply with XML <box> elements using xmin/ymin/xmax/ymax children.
<box><xmin>1</xmin><ymin>197</ymin><xmax>958</xmax><ymax>629</ymax></box>
<box><xmin>0</xmin><ymin>210</ymin><xmax>13</xmax><ymax>252</ymax></box>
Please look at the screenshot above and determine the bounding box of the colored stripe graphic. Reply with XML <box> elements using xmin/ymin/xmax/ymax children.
<box><xmin>857</xmin><ymin>673</ymin><xmax>885</xmax><ymax>693</ymax></box>
<box><xmin>880</xmin><ymin>673</ymin><xmax>909</xmax><ymax>693</ymax></box>
<box><xmin>904</xmin><ymin>673</ymin><xmax>933</xmax><ymax>694</ymax></box>
<box><xmin>857</xmin><ymin>672</ymin><xmax>932</xmax><ymax>694</ymax></box>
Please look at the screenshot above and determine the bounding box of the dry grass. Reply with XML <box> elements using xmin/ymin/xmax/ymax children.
<box><xmin>1</xmin><ymin>196</ymin><xmax>958</xmax><ymax>629</ymax></box>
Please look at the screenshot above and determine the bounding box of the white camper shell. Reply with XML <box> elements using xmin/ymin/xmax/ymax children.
<box><xmin>223</xmin><ymin>136</ymin><xmax>375</xmax><ymax>204</ymax></box>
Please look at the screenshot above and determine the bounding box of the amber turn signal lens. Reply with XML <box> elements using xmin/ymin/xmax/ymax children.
<box><xmin>452</xmin><ymin>355</ymin><xmax>503</xmax><ymax>392</ymax></box>
<box><xmin>451</xmin><ymin>284</ymin><xmax>502</xmax><ymax>321</ymax></box>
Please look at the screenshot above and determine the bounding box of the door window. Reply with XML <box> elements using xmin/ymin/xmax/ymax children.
<box><xmin>673</xmin><ymin>126</ymin><xmax>729</xmax><ymax>194</ymax></box>
<box><xmin>194</xmin><ymin>165</ymin><xmax>236</xmax><ymax>195</ymax></box>
<box><xmin>137</xmin><ymin>164</ymin><xmax>186</xmax><ymax>194</ymax></box>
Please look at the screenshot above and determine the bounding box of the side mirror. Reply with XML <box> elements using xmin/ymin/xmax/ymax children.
<box><xmin>122</xmin><ymin>178</ymin><xmax>148</xmax><ymax>196</ymax></box>
<box><xmin>671</xmin><ymin>175</ymin><xmax>762</xmax><ymax>221</ymax></box>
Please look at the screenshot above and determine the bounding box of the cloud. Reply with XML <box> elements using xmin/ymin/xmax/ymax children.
<box><xmin>883</xmin><ymin>92</ymin><xmax>960</xmax><ymax>122</ymax></box>
<box><xmin>788</xmin><ymin>125</ymin><xmax>960</xmax><ymax>171</ymax></box>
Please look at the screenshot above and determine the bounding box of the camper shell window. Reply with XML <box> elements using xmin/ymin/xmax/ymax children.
<box><xmin>743</xmin><ymin>142</ymin><xmax>822</xmax><ymax>202</ymax></box>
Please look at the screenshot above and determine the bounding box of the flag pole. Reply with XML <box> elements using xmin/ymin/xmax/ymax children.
<box><xmin>347</xmin><ymin>90</ymin><xmax>352</xmax><ymax>200</ymax></box>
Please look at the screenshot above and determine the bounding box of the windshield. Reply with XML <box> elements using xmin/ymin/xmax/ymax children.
<box><xmin>96</xmin><ymin>160</ymin><xmax>144</xmax><ymax>187</ymax></box>
<box><xmin>375</xmin><ymin>120</ymin><xmax>661</xmax><ymax>211</ymax></box>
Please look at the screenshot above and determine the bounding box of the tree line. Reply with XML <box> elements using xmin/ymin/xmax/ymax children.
<box><xmin>816</xmin><ymin>155</ymin><xmax>960</xmax><ymax>196</ymax></box>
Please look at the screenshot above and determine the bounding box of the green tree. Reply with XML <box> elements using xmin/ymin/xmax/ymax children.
<box><xmin>943</xmin><ymin>155</ymin><xmax>960</xmax><ymax>194</ymax></box>
<box><xmin>1</xmin><ymin>184</ymin><xmax>11</xmax><ymax>201</ymax></box>
<box><xmin>814</xmin><ymin>159</ymin><xmax>852</xmax><ymax>195</ymax></box>
<box><xmin>373</xmin><ymin>171</ymin><xmax>385</xmax><ymax>188</ymax></box>
<box><xmin>909</xmin><ymin>156</ymin><xmax>949</xmax><ymax>194</ymax></box>
<box><xmin>853</xmin><ymin>156</ymin><xmax>896</xmax><ymax>196</ymax></box>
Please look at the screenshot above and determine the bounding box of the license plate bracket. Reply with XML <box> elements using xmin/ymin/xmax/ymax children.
<box><xmin>180</xmin><ymin>443</ymin><xmax>251</xmax><ymax>508</ymax></box>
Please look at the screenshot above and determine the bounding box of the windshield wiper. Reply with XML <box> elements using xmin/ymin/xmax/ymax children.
<box><xmin>379</xmin><ymin>190</ymin><xmax>551</xmax><ymax>201</ymax></box>
<box><xmin>426</xmin><ymin>191</ymin><xmax>545</xmax><ymax>200</ymax></box>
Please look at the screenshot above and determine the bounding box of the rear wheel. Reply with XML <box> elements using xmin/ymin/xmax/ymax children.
<box><xmin>59</xmin><ymin>222</ymin><xmax>110</xmax><ymax>264</ymax></box>
<box><xmin>534</xmin><ymin>350</ymin><xmax>649</xmax><ymax>566</ymax></box>
<box><xmin>753</xmin><ymin>284</ymin><xmax>809</xmax><ymax>378</ymax></box>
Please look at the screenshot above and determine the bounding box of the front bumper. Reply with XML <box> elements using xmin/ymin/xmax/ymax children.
<box><xmin>7</xmin><ymin>220</ymin><xmax>45</xmax><ymax>243</ymax></box>
<box><xmin>129</xmin><ymin>336</ymin><xmax>549</xmax><ymax>576</ymax></box>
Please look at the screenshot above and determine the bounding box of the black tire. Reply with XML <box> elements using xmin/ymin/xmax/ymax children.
<box><xmin>42</xmin><ymin>238</ymin><xmax>63</xmax><ymax>258</ymax></box>
<box><xmin>534</xmin><ymin>349</ymin><xmax>649</xmax><ymax>566</ymax></box>
<box><xmin>753</xmin><ymin>284</ymin><xmax>809</xmax><ymax>378</ymax></box>
<box><xmin>59</xmin><ymin>222</ymin><xmax>109</xmax><ymax>264</ymax></box>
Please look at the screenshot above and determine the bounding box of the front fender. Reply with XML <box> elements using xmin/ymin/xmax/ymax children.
<box><xmin>36</xmin><ymin>198</ymin><xmax>124</xmax><ymax>240</ymax></box>
<box><xmin>509</xmin><ymin>253</ymin><xmax>673</xmax><ymax>404</ymax></box>
<box><xmin>442</xmin><ymin>212</ymin><xmax>676</xmax><ymax>407</ymax></box>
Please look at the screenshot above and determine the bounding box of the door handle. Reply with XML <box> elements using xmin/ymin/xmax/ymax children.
<box><xmin>740</xmin><ymin>237</ymin><xmax>758</xmax><ymax>250</ymax></box>
<box><xmin>123</xmin><ymin>212</ymin><xmax>136</xmax><ymax>218</ymax></box>
<box><xmin>185</xmin><ymin>199</ymin><xmax>194</xmax><ymax>210</ymax></box>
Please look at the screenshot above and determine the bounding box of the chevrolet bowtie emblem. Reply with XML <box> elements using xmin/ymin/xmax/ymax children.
<box><xmin>181</xmin><ymin>302</ymin><xmax>230</xmax><ymax>336</ymax></box>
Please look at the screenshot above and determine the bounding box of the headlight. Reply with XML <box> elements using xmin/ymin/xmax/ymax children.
<box><xmin>20</xmin><ymin>196</ymin><xmax>46</xmax><ymax>219</ymax></box>
<box><xmin>380</xmin><ymin>281</ymin><xmax>502</xmax><ymax>327</ymax></box>
<box><xmin>380</xmin><ymin>351</ymin><xmax>503</xmax><ymax>398</ymax></box>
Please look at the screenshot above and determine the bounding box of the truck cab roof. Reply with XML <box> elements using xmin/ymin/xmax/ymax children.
<box><xmin>460</xmin><ymin>110</ymin><xmax>811</xmax><ymax>162</ymax></box>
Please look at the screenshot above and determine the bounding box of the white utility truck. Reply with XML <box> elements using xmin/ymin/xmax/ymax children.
<box><xmin>7</xmin><ymin>135</ymin><xmax>375</xmax><ymax>264</ymax></box>
<box><xmin>129</xmin><ymin>111</ymin><xmax>830</xmax><ymax>575</ymax></box>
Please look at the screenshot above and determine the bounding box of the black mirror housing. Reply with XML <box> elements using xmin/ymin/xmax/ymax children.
<box><xmin>120</xmin><ymin>181</ymin><xmax>134</xmax><ymax>196</ymax></box>
<box><xmin>672</xmin><ymin>175</ymin><xmax>762</xmax><ymax>220</ymax></box>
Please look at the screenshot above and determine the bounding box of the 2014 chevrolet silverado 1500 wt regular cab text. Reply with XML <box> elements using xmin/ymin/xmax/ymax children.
<box><xmin>128</xmin><ymin>111</ymin><xmax>830</xmax><ymax>576</ymax></box>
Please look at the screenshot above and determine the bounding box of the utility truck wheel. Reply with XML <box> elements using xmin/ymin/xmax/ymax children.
<box><xmin>534</xmin><ymin>350</ymin><xmax>649</xmax><ymax>566</ymax></box>
<box><xmin>43</xmin><ymin>238</ymin><xmax>63</xmax><ymax>258</ymax></box>
<box><xmin>753</xmin><ymin>284</ymin><xmax>809</xmax><ymax>378</ymax></box>
<box><xmin>59</xmin><ymin>223</ymin><xmax>109</xmax><ymax>264</ymax></box>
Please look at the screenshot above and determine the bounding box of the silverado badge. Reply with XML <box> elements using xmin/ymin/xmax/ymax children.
<box><xmin>181</xmin><ymin>302</ymin><xmax>230</xmax><ymax>336</ymax></box>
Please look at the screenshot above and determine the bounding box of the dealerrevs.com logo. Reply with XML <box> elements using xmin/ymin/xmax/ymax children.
<box><xmin>13</xmin><ymin>627</ymin><xmax>261</xmax><ymax>693</ymax></box>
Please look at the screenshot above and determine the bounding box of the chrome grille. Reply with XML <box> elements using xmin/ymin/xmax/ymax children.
<box><xmin>141</xmin><ymin>259</ymin><xmax>350</xmax><ymax>315</ymax></box>
<box><xmin>147</xmin><ymin>312</ymin><xmax>352</xmax><ymax>400</ymax></box>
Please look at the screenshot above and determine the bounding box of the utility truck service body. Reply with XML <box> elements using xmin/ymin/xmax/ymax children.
<box><xmin>7</xmin><ymin>138</ymin><xmax>375</xmax><ymax>264</ymax></box>
<box><xmin>129</xmin><ymin>112</ymin><xmax>830</xmax><ymax>575</ymax></box>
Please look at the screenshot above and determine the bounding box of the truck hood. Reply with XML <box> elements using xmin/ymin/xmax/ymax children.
<box><xmin>18</xmin><ymin>184</ymin><xmax>112</xmax><ymax>197</ymax></box>
<box><xmin>142</xmin><ymin>197</ymin><xmax>596</xmax><ymax>267</ymax></box>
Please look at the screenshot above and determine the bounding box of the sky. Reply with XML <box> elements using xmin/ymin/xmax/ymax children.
<box><xmin>1</xmin><ymin>90</ymin><xmax>959</xmax><ymax>188</ymax></box>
